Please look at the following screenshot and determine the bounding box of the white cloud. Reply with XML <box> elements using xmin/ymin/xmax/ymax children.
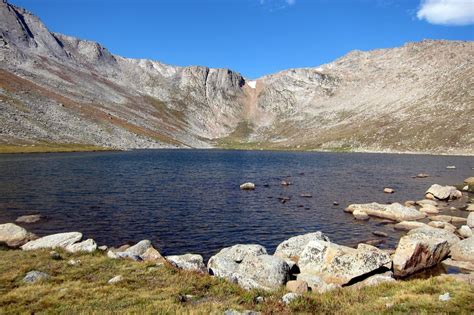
<box><xmin>417</xmin><ymin>0</ymin><xmax>474</xmax><ymax>26</ymax></box>
<box><xmin>286</xmin><ymin>0</ymin><xmax>296</xmax><ymax>5</ymax></box>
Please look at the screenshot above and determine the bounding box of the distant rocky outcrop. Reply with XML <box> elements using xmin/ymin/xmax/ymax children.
<box><xmin>0</xmin><ymin>0</ymin><xmax>472</xmax><ymax>153</ymax></box>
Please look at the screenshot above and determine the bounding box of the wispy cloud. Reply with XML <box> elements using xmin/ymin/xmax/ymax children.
<box><xmin>417</xmin><ymin>0</ymin><xmax>474</xmax><ymax>26</ymax></box>
<box><xmin>257</xmin><ymin>0</ymin><xmax>296</xmax><ymax>11</ymax></box>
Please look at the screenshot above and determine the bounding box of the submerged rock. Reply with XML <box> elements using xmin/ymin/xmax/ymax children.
<box><xmin>15</xmin><ymin>214</ymin><xmax>42</xmax><ymax>224</ymax></box>
<box><xmin>21</xmin><ymin>232</ymin><xmax>82</xmax><ymax>250</ymax></box>
<box><xmin>298</xmin><ymin>241</ymin><xmax>391</xmax><ymax>285</ymax></box>
<box><xmin>0</xmin><ymin>223</ymin><xmax>36</xmax><ymax>248</ymax></box>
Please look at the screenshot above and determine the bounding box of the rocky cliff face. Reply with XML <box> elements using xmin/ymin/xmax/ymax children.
<box><xmin>0</xmin><ymin>0</ymin><xmax>472</xmax><ymax>154</ymax></box>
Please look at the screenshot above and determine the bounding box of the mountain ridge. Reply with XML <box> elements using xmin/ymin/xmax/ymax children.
<box><xmin>0</xmin><ymin>0</ymin><xmax>473</xmax><ymax>154</ymax></box>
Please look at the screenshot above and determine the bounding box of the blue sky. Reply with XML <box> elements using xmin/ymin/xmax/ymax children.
<box><xmin>10</xmin><ymin>0</ymin><xmax>474</xmax><ymax>78</ymax></box>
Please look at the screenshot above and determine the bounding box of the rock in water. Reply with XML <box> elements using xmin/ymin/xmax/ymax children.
<box><xmin>346</xmin><ymin>203</ymin><xmax>425</xmax><ymax>222</ymax></box>
<box><xmin>240</xmin><ymin>183</ymin><xmax>256</xmax><ymax>190</ymax></box>
<box><xmin>208</xmin><ymin>244</ymin><xmax>267</xmax><ymax>279</ymax></box>
<box><xmin>394</xmin><ymin>221</ymin><xmax>429</xmax><ymax>231</ymax></box>
<box><xmin>65</xmin><ymin>239</ymin><xmax>97</xmax><ymax>253</ymax></box>
<box><xmin>15</xmin><ymin>214</ymin><xmax>42</xmax><ymax>223</ymax></box>
<box><xmin>393</xmin><ymin>232</ymin><xmax>450</xmax><ymax>277</ymax></box>
<box><xmin>21</xmin><ymin>232</ymin><xmax>82</xmax><ymax>250</ymax></box>
<box><xmin>383</xmin><ymin>188</ymin><xmax>394</xmax><ymax>194</ymax></box>
<box><xmin>425</xmin><ymin>184</ymin><xmax>461</xmax><ymax>200</ymax></box>
<box><xmin>23</xmin><ymin>271</ymin><xmax>50</xmax><ymax>283</ymax></box>
<box><xmin>0</xmin><ymin>223</ymin><xmax>36</xmax><ymax>248</ymax></box>
<box><xmin>450</xmin><ymin>237</ymin><xmax>474</xmax><ymax>262</ymax></box>
<box><xmin>274</xmin><ymin>232</ymin><xmax>330</xmax><ymax>265</ymax></box>
<box><xmin>166</xmin><ymin>254</ymin><xmax>206</xmax><ymax>273</ymax></box>
<box><xmin>298</xmin><ymin>241</ymin><xmax>391</xmax><ymax>285</ymax></box>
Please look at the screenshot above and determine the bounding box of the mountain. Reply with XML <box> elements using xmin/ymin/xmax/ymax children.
<box><xmin>0</xmin><ymin>0</ymin><xmax>473</xmax><ymax>154</ymax></box>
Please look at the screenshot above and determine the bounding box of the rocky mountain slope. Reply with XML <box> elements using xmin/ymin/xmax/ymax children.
<box><xmin>0</xmin><ymin>0</ymin><xmax>473</xmax><ymax>154</ymax></box>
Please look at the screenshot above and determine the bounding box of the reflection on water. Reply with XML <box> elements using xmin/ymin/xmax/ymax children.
<box><xmin>0</xmin><ymin>149</ymin><xmax>472</xmax><ymax>260</ymax></box>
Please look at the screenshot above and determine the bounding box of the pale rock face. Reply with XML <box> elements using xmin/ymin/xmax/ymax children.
<box><xmin>298</xmin><ymin>241</ymin><xmax>391</xmax><ymax>285</ymax></box>
<box><xmin>393</xmin><ymin>232</ymin><xmax>450</xmax><ymax>277</ymax></box>
<box><xmin>233</xmin><ymin>254</ymin><xmax>290</xmax><ymax>290</ymax></box>
<box><xmin>208</xmin><ymin>244</ymin><xmax>267</xmax><ymax>279</ymax></box>
<box><xmin>65</xmin><ymin>238</ymin><xmax>97</xmax><ymax>253</ymax></box>
<box><xmin>450</xmin><ymin>237</ymin><xmax>474</xmax><ymax>262</ymax></box>
<box><xmin>166</xmin><ymin>253</ymin><xmax>207</xmax><ymax>273</ymax></box>
<box><xmin>274</xmin><ymin>232</ymin><xmax>330</xmax><ymax>264</ymax></box>
<box><xmin>0</xmin><ymin>223</ymin><xmax>35</xmax><ymax>247</ymax></box>
<box><xmin>21</xmin><ymin>232</ymin><xmax>82</xmax><ymax>250</ymax></box>
<box><xmin>407</xmin><ymin>227</ymin><xmax>460</xmax><ymax>247</ymax></box>
<box><xmin>124</xmin><ymin>240</ymin><xmax>152</xmax><ymax>256</ymax></box>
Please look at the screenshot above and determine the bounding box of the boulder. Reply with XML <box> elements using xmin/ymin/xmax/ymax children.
<box><xmin>298</xmin><ymin>241</ymin><xmax>391</xmax><ymax>285</ymax></box>
<box><xmin>296</xmin><ymin>273</ymin><xmax>340</xmax><ymax>293</ymax></box>
<box><xmin>233</xmin><ymin>254</ymin><xmax>290</xmax><ymax>290</ymax></box>
<box><xmin>353</xmin><ymin>210</ymin><xmax>369</xmax><ymax>221</ymax></box>
<box><xmin>208</xmin><ymin>244</ymin><xmax>267</xmax><ymax>279</ymax></box>
<box><xmin>282</xmin><ymin>293</ymin><xmax>300</xmax><ymax>305</ymax></box>
<box><xmin>419</xmin><ymin>204</ymin><xmax>439</xmax><ymax>214</ymax></box>
<box><xmin>464</xmin><ymin>177</ymin><xmax>474</xmax><ymax>185</ymax></box>
<box><xmin>21</xmin><ymin>232</ymin><xmax>82</xmax><ymax>250</ymax></box>
<box><xmin>166</xmin><ymin>254</ymin><xmax>206</xmax><ymax>273</ymax></box>
<box><xmin>450</xmin><ymin>237</ymin><xmax>474</xmax><ymax>262</ymax></box>
<box><xmin>425</xmin><ymin>184</ymin><xmax>462</xmax><ymax>200</ymax></box>
<box><xmin>0</xmin><ymin>223</ymin><xmax>36</xmax><ymax>248</ymax></box>
<box><xmin>274</xmin><ymin>232</ymin><xmax>329</xmax><ymax>264</ymax></box>
<box><xmin>140</xmin><ymin>247</ymin><xmax>165</xmax><ymax>262</ymax></box>
<box><xmin>345</xmin><ymin>203</ymin><xmax>425</xmax><ymax>222</ymax></box>
<box><xmin>458</xmin><ymin>226</ymin><xmax>473</xmax><ymax>239</ymax></box>
<box><xmin>286</xmin><ymin>280</ymin><xmax>309</xmax><ymax>294</ymax></box>
<box><xmin>23</xmin><ymin>271</ymin><xmax>50</xmax><ymax>284</ymax></box>
<box><xmin>65</xmin><ymin>238</ymin><xmax>97</xmax><ymax>253</ymax></box>
<box><xmin>393</xmin><ymin>232</ymin><xmax>450</xmax><ymax>277</ymax></box>
<box><xmin>407</xmin><ymin>227</ymin><xmax>460</xmax><ymax>247</ymax></box>
<box><xmin>441</xmin><ymin>258</ymin><xmax>474</xmax><ymax>272</ymax></box>
<box><xmin>15</xmin><ymin>214</ymin><xmax>41</xmax><ymax>223</ymax></box>
<box><xmin>124</xmin><ymin>240</ymin><xmax>152</xmax><ymax>256</ymax></box>
<box><xmin>416</xmin><ymin>199</ymin><xmax>438</xmax><ymax>207</ymax></box>
<box><xmin>394</xmin><ymin>221</ymin><xmax>429</xmax><ymax>231</ymax></box>
<box><xmin>468</xmin><ymin>213</ymin><xmax>474</xmax><ymax>228</ymax></box>
<box><xmin>240</xmin><ymin>183</ymin><xmax>256</xmax><ymax>190</ymax></box>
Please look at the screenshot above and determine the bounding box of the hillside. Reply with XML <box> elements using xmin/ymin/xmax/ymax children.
<box><xmin>0</xmin><ymin>0</ymin><xmax>473</xmax><ymax>154</ymax></box>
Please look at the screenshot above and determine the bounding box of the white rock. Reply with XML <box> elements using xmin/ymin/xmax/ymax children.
<box><xmin>346</xmin><ymin>203</ymin><xmax>425</xmax><ymax>222</ymax></box>
<box><xmin>353</xmin><ymin>209</ymin><xmax>370</xmax><ymax>221</ymax></box>
<box><xmin>166</xmin><ymin>253</ymin><xmax>207</xmax><ymax>273</ymax></box>
<box><xmin>282</xmin><ymin>292</ymin><xmax>300</xmax><ymax>305</ymax></box>
<box><xmin>274</xmin><ymin>232</ymin><xmax>329</xmax><ymax>264</ymax></box>
<box><xmin>240</xmin><ymin>182</ymin><xmax>256</xmax><ymax>190</ymax></box>
<box><xmin>234</xmin><ymin>254</ymin><xmax>290</xmax><ymax>290</ymax></box>
<box><xmin>208</xmin><ymin>244</ymin><xmax>267</xmax><ymax>279</ymax></box>
<box><xmin>23</xmin><ymin>271</ymin><xmax>50</xmax><ymax>283</ymax></box>
<box><xmin>124</xmin><ymin>240</ymin><xmax>152</xmax><ymax>256</ymax></box>
<box><xmin>394</xmin><ymin>221</ymin><xmax>429</xmax><ymax>231</ymax></box>
<box><xmin>458</xmin><ymin>225</ymin><xmax>473</xmax><ymax>239</ymax></box>
<box><xmin>108</xmin><ymin>275</ymin><xmax>123</xmax><ymax>284</ymax></box>
<box><xmin>21</xmin><ymin>232</ymin><xmax>82</xmax><ymax>250</ymax></box>
<box><xmin>65</xmin><ymin>239</ymin><xmax>97</xmax><ymax>253</ymax></box>
<box><xmin>439</xmin><ymin>292</ymin><xmax>450</xmax><ymax>302</ymax></box>
<box><xmin>0</xmin><ymin>223</ymin><xmax>35</xmax><ymax>248</ymax></box>
<box><xmin>426</xmin><ymin>184</ymin><xmax>461</xmax><ymax>200</ymax></box>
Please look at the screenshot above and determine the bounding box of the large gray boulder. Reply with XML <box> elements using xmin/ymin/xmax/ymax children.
<box><xmin>232</xmin><ymin>254</ymin><xmax>290</xmax><ymax>290</ymax></box>
<box><xmin>298</xmin><ymin>241</ymin><xmax>391</xmax><ymax>285</ymax></box>
<box><xmin>208</xmin><ymin>244</ymin><xmax>267</xmax><ymax>279</ymax></box>
<box><xmin>425</xmin><ymin>184</ymin><xmax>462</xmax><ymax>200</ymax></box>
<box><xmin>393</xmin><ymin>232</ymin><xmax>450</xmax><ymax>277</ymax></box>
<box><xmin>345</xmin><ymin>202</ymin><xmax>425</xmax><ymax>222</ymax></box>
<box><xmin>450</xmin><ymin>237</ymin><xmax>474</xmax><ymax>262</ymax></box>
<box><xmin>407</xmin><ymin>227</ymin><xmax>460</xmax><ymax>247</ymax></box>
<box><xmin>21</xmin><ymin>232</ymin><xmax>82</xmax><ymax>250</ymax></box>
<box><xmin>166</xmin><ymin>254</ymin><xmax>207</xmax><ymax>273</ymax></box>
<box><xmin>274</xmin><ymin>232</ymin><xmax>329</xmax><ymax>264</ymax></box>
<box><xmin>124</xmin><ymin>240</ymin><xmax>152</xmax><ymax>256</ymax></box>
<box><xmin>0</xmin><ymin>223</ymin><xmax>36</xmax><ymax>248</ymax></box>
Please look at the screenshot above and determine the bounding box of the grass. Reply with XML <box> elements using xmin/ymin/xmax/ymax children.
<box><xmin>0</xmin><ymin>143</ymin><xmax>113</xmax><ymax>154</ymax></box>
<box><xmin>0</xmin><ymin>249</ymin><xmax>472</xmax><ymax>314</ymax></box>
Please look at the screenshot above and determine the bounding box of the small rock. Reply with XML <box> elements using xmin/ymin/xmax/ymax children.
<box><xmin>108</xmin><ymin>275</ymin><xmax>123</xmax><ymax>284</ymax></box>
<box><xmin>166</xmin><ymin>253</ymin><xmax>207</xmax><ymax>273</ymax></box>
<box><xmin>353</xmin><ymin>209</ymin><xmax>369</xmax><ymax>221</ymax></box>
<box><xmin>256</xmin><ymin>296</ymin><xmax>265</xmax><ymax>303</ymax></box>
<box><xmin>415</xmin><ymin>173</ymin><xmax>430</xmax><ymax>178</ymax></box>
<box><xmin>446</xmin><ymin>166</ymin><xmax>456</xmax><ymax>169</ymax></box>
<box><xmin>23</xmin><ymin>271</ymin><xmax>49</xmax><ymax>284</ymax></box>
<box><xmin>65</xmin><ymin>239</ymin><xmax>97</xmax><ymax>253</ymax></box>
<box><xmin>383</xmin><ymin>188</ymin><xmax>394</xmax><ymax>194</ymax></box>
<box><xmin>286</xmin><ymin>280</ymin><xmax>309</xmax><ymax>294</ymax></box>
<box><xmin>281</xmin><ymin>180</ymin><xmax>291</xmax><ymax>186</ymax></box>
<box><xmin>458</xmin><ymin>225</ymin><xmax>473</xmax><ymax>239</ymax></box>
<box><xmin>282</xmin><ymin>292</ymin><xmax>300</xmax><ymax>305</ymax></box>
<box><xmin>439</xmin><ymin>292</ymin><xmax>450</xmax><ymax>301</ymax></box>
<box><xmin>98</xmin><ymin>245</ymin><xmax>108</xmax><ymax>251</ymax></box>
<box><xmin>240</xmin><ymin>182</ymin><xmax>256</xmax><ymax>190</ymax></box>
<box><xmin>300</xmin><ymin>193</ymin><xmax>312</xmax><ymax>198</ymax></box>
<box><xmin>372</xmin><ymin>231</ymin><xmax>388</xmax><ymax>237</ymax></box>
<box><xmin>68</xmin><ymin>259</ymin><xmax>81</xmax><ymax>266</ymax></box>
<box><xmin>50</xmin><ymin>251</ymin><xmax>61</xmax><ymax>260</ymax></box>
<box><xmin>466</xmin><ymin>204</ymin><xmax>474</xmax><ymax>212</ymax></box>
<box><xmin>463</xmin><ymin>186</ymin><xmax>469</xmax><ymax>191</ymax></box>
<box><xmin>15</xmin><ymin>214</ymin><xmax>42</xmax><ymax>224</ymax></box>
<box><xmin>333</xmin><ymin>201</ymin><xmax>339</xmax><ymax>206</ymax></box>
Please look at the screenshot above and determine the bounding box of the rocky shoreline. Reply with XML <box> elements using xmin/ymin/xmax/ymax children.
<box><xmin>1</xmin><ymin>178</ymin><xmax>473</xmax><ymax>307</ymax></box>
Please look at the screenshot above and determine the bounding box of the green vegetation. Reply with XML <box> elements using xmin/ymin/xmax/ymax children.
<box><xmin>0</xmin><ymin>249</ymin><xmax>472</xmax><ymax>314</ymax></box>
<box><xmin>0</xmin><ymin>143</ymin><xmax>112</xmax><ymax>154</ymax></box>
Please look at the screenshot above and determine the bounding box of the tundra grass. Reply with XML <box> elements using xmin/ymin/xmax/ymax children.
<box><xmin>0</xmin><ymin>249</ymin><xmax>473</xmax><ymax>314</ymax></box>
<box><xmin>0</xmin><ymin>143</ymin><xmax>112</xmax><ymax>154</ymax></box>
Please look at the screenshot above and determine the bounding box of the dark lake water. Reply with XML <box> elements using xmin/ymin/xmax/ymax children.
<box><xmin>0</xmin><ymin>150</ymin><xmax>472</xmax><ymax>260</ymax></box>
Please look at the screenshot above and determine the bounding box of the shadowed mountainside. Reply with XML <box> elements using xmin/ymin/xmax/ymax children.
<box><xmin>0</xmin><ymin>0</ymin><xmax>473</xmax><ymax>154</ymax></box>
